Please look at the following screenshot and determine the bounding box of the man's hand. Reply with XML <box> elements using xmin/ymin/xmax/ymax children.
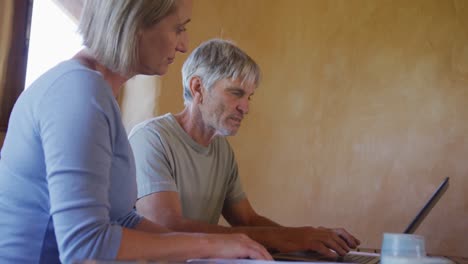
<box><xmin>320</xmin><ymin>226</ymin><xmax>361</xmax><ymax>249</ymax></box>
<box><xmin>269</xmin><ymin>226</ymin><xmax>361</xmax><ymax>258</ymax></box>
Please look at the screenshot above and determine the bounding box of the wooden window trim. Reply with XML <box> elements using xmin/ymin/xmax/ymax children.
<box><xmin>0</xmin><ymin>0</ymin><xmax>33</xmax><ymax>132</ymax></box>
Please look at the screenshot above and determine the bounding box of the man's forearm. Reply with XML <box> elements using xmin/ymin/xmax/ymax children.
<box><xmin>135</xmin><ymin>217</ymin><xmax>172</xmax><ymax>233</ymax></box>
<box><xmin>246</xmin><ymin>214</ymin><xmax>282</xmax><ymax>227</ymax></box>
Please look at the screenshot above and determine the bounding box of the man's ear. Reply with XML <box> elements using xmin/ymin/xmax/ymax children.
<box><xmin>189</xmin><ymin>76</ymin><xmax>204</xmax><ymax>104</ymax></box>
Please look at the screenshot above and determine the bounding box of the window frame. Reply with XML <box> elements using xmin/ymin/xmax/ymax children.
<box><xmin>0</xmin><ymin>0</ymin><xmax>33</xmax><ymax>132</ymax></box>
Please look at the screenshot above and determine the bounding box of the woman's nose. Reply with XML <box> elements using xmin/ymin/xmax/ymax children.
<box><xmin>177</xmin><ymin>33</ymin><xmax>189</xmax><ymax>53</ymax></box>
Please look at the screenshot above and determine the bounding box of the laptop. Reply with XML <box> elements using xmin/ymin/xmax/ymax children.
<box><xmin>272</xmin><ymin>177</ymin><xmax>450</xmax><ymax>263</ymax></box>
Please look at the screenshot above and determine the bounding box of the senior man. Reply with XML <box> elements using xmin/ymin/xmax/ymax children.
<box><xmin>129</xmin><ymin>39</ymin><xmax>360</xmax><ymax>258</ymax></box>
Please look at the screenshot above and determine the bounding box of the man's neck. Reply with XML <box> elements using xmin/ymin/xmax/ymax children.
<box><xmin>174</xmin><ymin>108</ymin><xmax>218</xmax><ymax>147</ymax></box>
<box><xmin>73</xmin><ymin>49</ymin><xmax>132</xmax><ymax>98</ymax></box>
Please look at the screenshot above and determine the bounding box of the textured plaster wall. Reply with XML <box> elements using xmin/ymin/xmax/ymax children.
<box><xmin>150</xmin><ymin>0</ymin><xmax>468</xmax><ymax>256</ymax></box>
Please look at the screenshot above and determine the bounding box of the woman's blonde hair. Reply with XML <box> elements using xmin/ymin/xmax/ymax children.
<box><xmin>79</xmin><ymin>0</ymin><xmax>176</xmax><ymax>75</ymax></box>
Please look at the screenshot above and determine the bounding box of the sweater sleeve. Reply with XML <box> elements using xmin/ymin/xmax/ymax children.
<box><xmin>37</xmin><ymin>70</ymin><xmax>127</xmax><ymax>263</ymax></box>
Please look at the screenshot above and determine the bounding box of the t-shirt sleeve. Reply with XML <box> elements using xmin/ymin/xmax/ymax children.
<box><xmin>37</xmin><ymin>70</ymin><xmax>128</xmax><ymax>263</ymax></box>
<box><xmin>129</xmin><ymin>125</ymin><xmax>178</xmax><ymax>198</ymax></box>
<box><xmin>224</xmin><ymin>143</ymin><xmax>246</xmax><ymax>205</ymax></box>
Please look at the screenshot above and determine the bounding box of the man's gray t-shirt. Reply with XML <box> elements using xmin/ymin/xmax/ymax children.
<box><xmin>128</xmin><ymin>113</ymin><xmax>246</xmax><ymax>224</ymax></box>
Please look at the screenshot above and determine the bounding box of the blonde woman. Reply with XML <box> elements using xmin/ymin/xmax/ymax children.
<box><xmin>0</xmin><ymin>0</ymin><xmax>271</xmax><ymax>263</ymax></box>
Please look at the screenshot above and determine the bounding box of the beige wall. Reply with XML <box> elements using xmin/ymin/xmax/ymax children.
<box><xmin>154</xmin><ymin>0</ymin><xmax>468</xmax><ymax>257</ymax></box>
<box><xmin>120</xmin><ymin>76</ymin><xmax>162</xmax><ymax>133</ymax></box>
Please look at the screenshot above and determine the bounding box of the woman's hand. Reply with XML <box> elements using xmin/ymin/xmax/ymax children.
<box><xmin>204</xmin><ymin>233</ymin><xmax>273</xmax><ymax>260</ymax></box>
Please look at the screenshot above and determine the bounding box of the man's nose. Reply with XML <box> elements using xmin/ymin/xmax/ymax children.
<box><xmin>237</xmin><ymin>98</ymin><xmax>249</xmax><ymax>115</ymax></box>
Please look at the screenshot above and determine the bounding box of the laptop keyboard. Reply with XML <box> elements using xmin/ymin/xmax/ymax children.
<box><xmin>272</xmin><ymin>250</ymin><xmax>381</xmax><ymax>264</ymax></box>
<box><xmin>342</xmin><ymin>254</ymin><xmax>380</xmax><ymax>264</ymax></box>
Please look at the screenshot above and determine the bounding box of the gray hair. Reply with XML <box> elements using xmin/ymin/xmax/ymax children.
<box><xmin>78</xmin><ymin>0</ymin><xmax>176</xmax><ymax>75</ymax></box>
<box><xmin>182</xmin><ymin>39</ymin><xmax>261</xmax><ymax>105</ymax></box>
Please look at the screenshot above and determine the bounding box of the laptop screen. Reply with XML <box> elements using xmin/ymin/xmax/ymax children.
<box><xmin>403</xmin><ymin>177</ymin><xmax>449</xmax><ymax>234</ymax></box>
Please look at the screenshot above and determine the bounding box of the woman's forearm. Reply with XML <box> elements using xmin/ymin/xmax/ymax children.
<box><xmin>117</xmin><ymin>228</ymin><xmax>212</xmax><ymax>261</ymax></box>
<box><xmin>117</xmin><ymin>227</ymin><xmax>273</xmax><ymax>261</ymax></box>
